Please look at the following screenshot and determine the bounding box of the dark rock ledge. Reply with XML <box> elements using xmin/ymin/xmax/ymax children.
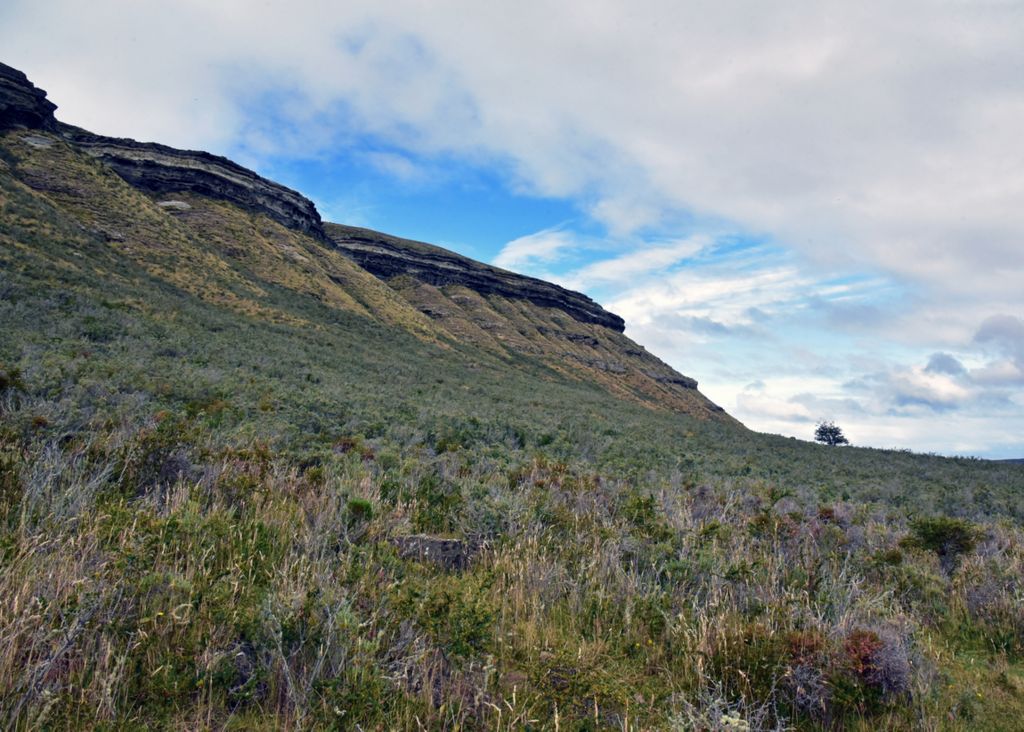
<box><xmin>61</xmin><ymin>126</ymin><xmax>324</xmax><ymax>236</ymax></box>
<box><xmin>0</xmin><ymin>62</ymin><xmax>58</xmax><ymax>132</ymax></box>
<box><xmin>325</xmin><ymin>223</ymin><xmax>627</xmax><ymax>332</ymax></box>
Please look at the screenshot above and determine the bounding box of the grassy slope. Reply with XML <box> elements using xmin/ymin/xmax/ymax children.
<box><xmin>1</xmin><ymin>130</ymin><xmax>1023</xmax><ymax>730</ymax></box>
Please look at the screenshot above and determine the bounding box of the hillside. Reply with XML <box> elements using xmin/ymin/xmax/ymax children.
<box><xmin>2</xmin><ymin>62</ymin><xmax>1024</xmax><ymax>730</ymax></box>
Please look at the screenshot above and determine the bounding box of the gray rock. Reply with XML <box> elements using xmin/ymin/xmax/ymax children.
<box><xmin>157</xmin><ymin>199</ymin><xmax>192</xmax><ymax>210</ymax></box>
<box><xmin>643</xmin><ymin>370</ymin><xmax>699</xmax><ymax>389</ymax></box>
<box><xmin>326</xmin><ymin>223</ymin><xmax>627</xmax><ymax>332</ymax></box>
<box><xmin>20</xmin><ymin>135</ymin><xmax>53</xmax><ymax>149</ymax></box>
<box><xmin>61</xmin><ymin>125</ymin><xmax>324</xmax><ymax>236</ymax></box>
<box><xmin>391</xmin><ymin>534</ymin><xmax>476</xmax><ymax>570</ymax></box>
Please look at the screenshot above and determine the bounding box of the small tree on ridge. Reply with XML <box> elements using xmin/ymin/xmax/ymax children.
<box><xmin>815</xmin><ymin>420</ymin><xmax>849</xmax><ymax>446</ymax></box>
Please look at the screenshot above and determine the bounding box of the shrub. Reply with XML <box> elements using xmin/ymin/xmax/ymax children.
<box><xmin>0</xmin><ymin>429</ymin><xmax>24</xmax><ymax>513</ymax></box>
<box><xmin>0</xmin><ymin>366</ymin><xmax>26</xmax><ymax>394</ymax></box>
<box><xmin>831</xmin><ymin>626</ymin><xmax>914</xmax><ymax>716</ymax></box>
<box><xmin>115</xmin><ymin>412</ymin><xmax>200</xmax><ymax>497</ymax></box>
<box><xmin>402</xmin><ymin>574</ymin><xmax>495</xmax><ymax>661</ymax></box>
<box><xmin>707</xmin><ymin>621</ymin><xmax>789</xmax><ymax>703</ymax></box>
<box><xmin>905</xmin><ymin>516</ymin><xmax>982</xmax><ymax>571</ymax></box>
<box><xmin>0</xmin><ymin>366</ymin><xmax>26</xmax><ymax>413</ymax></box>
<box><xmin>412</xmin><ymin>473</ymin><xmax>463</xmax><ymax>533</ymax></box>
<box><xmin>346</xmin><ymin>497</ymin><xmax>374</xmax><ymax>526</ymax></box>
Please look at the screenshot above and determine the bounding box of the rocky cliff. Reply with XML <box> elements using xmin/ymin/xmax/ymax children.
<box><xmin>0</xmin><ymin>62</ymin><xmax>322</xmax><ymax>236</ymax></box>
<box><xmin>326</xmin><ymin>224</ymin><xmax>626</xmax><ymax>332</ymax></box>
<box><xmin>0</xmin><ymin>63</ymin><xmax>622</xmax><ymax>334</ymax></box>
<box><xmin>60</xmin><ymin>127</ymin><xmax>323</xmax><ymax>236</ymax></box>
<box><xmin>0</xmin><ymin>62</ymin><xmax>58</xmax><ymax>132</ymax></box>
<box><xmin>323</xmin><ymin>224</ymin><xmax>727</xmax><ymax>418</ymax></box>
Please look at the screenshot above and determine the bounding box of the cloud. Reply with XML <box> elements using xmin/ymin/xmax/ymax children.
<box><xmin>493</xmin><ymin>227</ymin><xmax>577</xmax><ymax>270</ymax></box>
<box><xmin>6</xmin><ymin>1</ymin><xmax>1021</xmax><ymax>306</ymax></box>
<box><xmin>601</xmin><ymin>240</ymin><xmax>866</xmax><ymax>332</ymax></box>
<box><xmin>736</xmin><ymin>391</ymin><xmax>814</xmax><ymax>423</ymax></box>
<box><xmin>885</xmin><ymin>369</ymin><xmax>973</xmax><ymax>413</ymax></box>
<box><xmin>557</xmin><ymin>235</ymin><xmax>709</xmax><ymax>288</ymax></box>
<box><xmin>972</xmin><ymin>359</ymin><xmax>1024</xmax><ymax>386</ymax></box>
<box><xmin>720</xmin><ymin>359</ymin><xmax>1024</xmax><ymax>456</ymax></box>
<box><xmin>925</xmin><ymin>352</ymin><xmax>967</xmax><ymax>377</ymax></box>
<box><xmin>360</xmin><ymin>151</ymin><xmax>429</xmax><ymax>184</ymax></box>
<box><xmin>975</xmin><ymin>314</ymin><xmax>1024</xmax><ymax>363</ymax></box>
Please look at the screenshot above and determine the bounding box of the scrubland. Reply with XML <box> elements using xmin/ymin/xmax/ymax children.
<box><xmin>2</xmin><ymin>130</ymin><xmax>1024</xmax><ymax>729</ymax></box>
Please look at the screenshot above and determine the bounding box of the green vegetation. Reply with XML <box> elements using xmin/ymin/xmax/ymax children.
<box><xmin>1</xmin><ymin>130</ymin><xmax>1023</xmax><ymax>729</ymax></box>
<box><xmin>905</xmin><ymin>516</ymin><xmax>983</xmax><ymax>572</ymax></box>
<box><xmin>814</xmin><ymin>421</ymin><xmax>849</xmax><ymax>447</ymax></box>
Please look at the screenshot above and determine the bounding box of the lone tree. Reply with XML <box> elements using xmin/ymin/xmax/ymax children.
<box><xmin>814</xmin><ymin>420</ymin><xmax>849</xmax><ymax>446</ymax></box>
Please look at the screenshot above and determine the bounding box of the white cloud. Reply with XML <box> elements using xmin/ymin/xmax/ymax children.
<box><xmin>5</xmin><ymin>1</ymin><xmax>1022</xmax><ymax>308</ymax></box>
<box><xmin>493</xmin><ymin>227</ymin><xmax>577</xmax><ymax>271</ymax></box>
<box><xmin>736</xmin><ymin>391</ymin><xmax>814</xmax><ymax>423</ymax></box>
<box><xmin>360</xmin><ymin>151</ymin><xmax>428</xmax><ymax>184</ymax></box>
<box><xmin>558</xmin><ymin>235</ymin><xmax>710</xmax><ymax>288</ymax></box>
<box><xmin>606</xmin><ymin>251</ymin><xmax>820</xmax><ymax>331</ymax></box>
<box><xmin>975</xmin><ymin>314</ymin><xmax>1024</xmax><ymax>363</ymax></box>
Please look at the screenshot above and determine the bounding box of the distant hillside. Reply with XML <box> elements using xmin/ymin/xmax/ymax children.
<box><xmin>3</xmin><ymin>61</ymin><xmax>1024</xmax><ymax>731</ymax></box>
<box><xmin>0</xmin><ymin>60</ymin><xmax>728</xmax><ymax>423</ymax></box>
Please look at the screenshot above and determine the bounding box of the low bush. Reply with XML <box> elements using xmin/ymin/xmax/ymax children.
<box><xmin>905</xmin><ymin>515</ymin><xmax>982</xmax><ymax>571</ymax></box>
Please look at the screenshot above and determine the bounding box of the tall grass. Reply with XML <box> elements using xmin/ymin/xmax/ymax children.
<box><xmin>1</xmin><ymin>414</ymin><xmax>1022</xmax><ymax>729</ymax></box>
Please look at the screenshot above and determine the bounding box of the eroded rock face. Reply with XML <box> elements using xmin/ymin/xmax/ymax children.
<box><xmin>325</xmin><ymin>223</ymin><xmax>627</xmax><ymax>332</ymax></box>
<box><xmin>0</xmin><ymin>62</ymin><xmax>323</xmax><ymax>236</ymax></box>
<box><xmin>61</xmin><ymin>127</ymin><xmax>324</xmax><ymax>236</ymax></box>
<box><xmin>0</xmin><ymin>62</ymin><xmax>58</xmax><ymax>132</ymax></box>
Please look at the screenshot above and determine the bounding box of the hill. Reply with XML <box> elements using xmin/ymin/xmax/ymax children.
<box><xmin>2</xmin><ymin>62</ymin><xmax>1023</xmax><ymax>730</ymax></box>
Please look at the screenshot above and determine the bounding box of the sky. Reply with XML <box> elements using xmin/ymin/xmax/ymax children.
<box><xmin>2</xmin><ymin>1</ymin><xmax>1023</xmax><ymax>457</ymax></box>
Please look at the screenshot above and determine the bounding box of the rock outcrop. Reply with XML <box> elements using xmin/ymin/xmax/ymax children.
<box><xmin>2</xmin><ymin>61</ymin><xmax>625</xmax><ymax>332</ymax></box>
<box><xmin>391</xmin><ymin>535</ymin><xmax>477</xmax><ymax>571</ymax></box>
<box><xmin>60</xmin><ymin>127</ymin><xmax>324</xmax><ymax>236</ymax></box>
<box><xmin>0</xmin><ymin>62</ymin><xmax>322</xmax><ymax>236</ymax></box>
<box><xmin>325</xmin><ymin>223</ymin><xmax>627</xmax><ymax>332</ymax></box>
<box><xmin>0</xmin><ymin>62</ymin><xmax>58</xmax><ymax>132</ymax></box>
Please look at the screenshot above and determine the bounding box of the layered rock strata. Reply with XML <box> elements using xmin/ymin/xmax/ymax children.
<box><xmin>1</xmin><ymin>62</ymin><xmax>630</xmax><ymax>333</ymax></box>
<box><xmin>61</xmin><ymin>127</ymin><xmax>323</xmax><ymax>236</ymax></box>
<box><xmin>325</xmin><ymin>223</ymin><xmax>627</xmax><ymax>332</ymax></box>
<box><xmin>0</xmin><ymin>62</ymin><xmax>322</xmax><ymax>236</ymax></box>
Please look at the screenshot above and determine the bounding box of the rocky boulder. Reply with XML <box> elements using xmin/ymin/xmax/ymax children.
<box><xmin>391</xmin><ymin>535</ymin><xmax>477</xmax><ymax>570</ymax></box>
